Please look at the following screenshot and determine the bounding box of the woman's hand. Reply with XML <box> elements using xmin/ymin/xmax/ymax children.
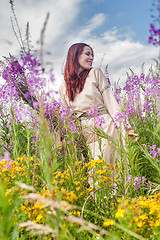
<box><xmin>128</xmin><ymin>129</ymin><xmax>139</xmax><ymax>142</ymax></box>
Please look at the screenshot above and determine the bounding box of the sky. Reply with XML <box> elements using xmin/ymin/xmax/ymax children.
<box><xmin>0</xmin><ymin>0</ymin><xmax>159</xmax><ymax>95</ymax></box>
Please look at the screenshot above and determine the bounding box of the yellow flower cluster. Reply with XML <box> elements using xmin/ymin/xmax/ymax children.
<box><xmin>115</xmin><ymin>207</ymin><xmax>125</xmax><ymax>218</ymax></box>
<box><xmin>53</xmin><ymin>186</ymin><xmax>78</xmax><ymax>204</ymax></box>
<box><xmin>0</xmin><ymin>155</ymin><xmax>46</xmax><ymax>225</ymax></box>
<box><xmin>66</xmin><ymin>190</ymin><xmax>78</xmax><ymax>202</ymax></box>
<box><xmin>52</xmin><ymin>159</ymin><xmax>119</xmax><ymax>205</ymax></box>
<box><xmin>19</xmin><ymin>188</ymin><xmax>55</xmax><ymax>224</ymax></box>
<box><xmin>84</xmin><ymin>159</ymin><xmax>105</xmax><ymax>169</ymax></box>
<box><xmin>19</xmin><ymin>200</ymin><xmax>45</xmax><ymax>224</ymax></box>
<box><xmin>0</xmin><ymin>157</ymin><xmax>27</xmax><ymax>185</ymax></box>
<box><xmin>103</xmin><ymin>219</ymin><xmax>115</xmax><ymax>227</ymax></box>
<box><xmin>115</xmin><ymin>192</ymin><xmax>160</xmax><ymax>237</ymax></box>
<box><xmin>70</xmin><ymin>210</ymin><xmax>81</xmax><ymax>216</ymax></box>
<box><xmin>83</xmin><ymin>160</ymin><xmax>118</xmax><ymax>187</ymax></box>
<box><xmin>0</xmin><ymin>155</ymin><xmax>41</xmax><ymax>189</ymax></box>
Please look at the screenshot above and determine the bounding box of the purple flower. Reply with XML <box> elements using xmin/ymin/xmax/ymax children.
<box><xmin>33</xmin><ymin>101</ymin><xmax>39</xmax><ymax>109</ymax></box>
<box><xmin>87</xmin><ymin>107</ymin><xmax>105</xmax><ymax>127</ymax></box>
<box><xmin>127</xmin><ymin>175</ymin><xmax>147</xmax><ymax>191</ymax></box>
<box><xmin>8</xmin><ymin>146</ymin><xmax>13</xmax><ymax>150</ymax></box>
<box><xmin>148</xmin><ymin>1</ymin><xmax>160</xmax><ymax>47</ymax></box>
<box><xmin>127</xmin><ymin>174</ymin><xmax>131</xmax><ymax>183</ymax></box>
<box><xmin>6</xmin><ymin>163</ymin><xmax>12</xmax><ymax>170</ymax></box>
<box><xmin>149</xmin><ymin>144</ymin><xmax>160</xmax><ymax>158</ymax></box>
<box><xmin>69</xmin><ymin>121</ymin><xmax>78</xmax><ymax>134</ymax></box>
<box><xmin>24</xmin><ymin>92</ymin><xmax>30</xmax><ymax>99</ymax></box>
<box><xmin>88</xmin><ymin>107</ymin><xmax>99</xmax><ymax>118</ymax></box>
<box><xmin>95</xmin><ymin>116</ymin><xmax>105</xmax><ymax>127</ymax></box>
<box><xmin>148</xmin><ymin>23</ymin><xmax>160</xmax><ymax>46</ymax></box>
<box><xmin>4</xmin><ymin>151</ymin><xmax>11</xmax><ymax>161</ymax></box>
<box><xmin>142</xmin><ymin>176</ymin><xmax>147</xmax><ymax>182</ymax></box>
<box><xmin>49</xmin><ymin>68</ymin><xmax>55</xmax><ymax>82</ymax></box>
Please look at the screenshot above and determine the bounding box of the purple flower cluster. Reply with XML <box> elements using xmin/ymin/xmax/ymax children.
<box><xmin>114</xmin><ymin>72</ymin><xmax>160</xmax><ymax>125</ymax></box>
<box><xmin>148</xmin><ymin>0</ymin><xmax>160</xmax><ymax>46</ymax></box>
<box><xmin>44</xmin><ymin>99</ymin><xmax>79</xmax><ymax>134</ymax></box>
<box><xmin>59</xmin><ymin>104</ymin><xmax>79</xmax><ymax>134</ymax></box>
<box><xmin>0</xmin><ymin>50</ymin><xmax>82</xmax><ymax>146</ymax></box>
<box><xmin>148</xmin><ymin>23</ymin><xmax>160</xmax><ymax>46</ymax></box>
<box><xmin>114</xmin><ymin>87</ymin><xmax>122</xmax><ymax>104</ymax></box>
<box><xmin>0</xmin><ymin>51</ymin><xmax>60</xmax><ymax>154</ymax></box>
<box><xmin>88</xmin><ymin>107</ymin><xmax>105</xmax><ymax>127</ymax></box>
<box><xmin>2</xmin><ymin>60</ymin><xmax>24</xmax><ymax>88</ymax></box>
<box><xmin>149</xmin><ymin>145</ymin><xmax>160</xmax><ymax>161</ymax></box>
<box><xmin>0</xmin><ymin>51</ymin><xmax>59</xmax><ymax>122</ymax></box>
<box><xmin>114</xmin><ymin>110</ymin><xmax>134</xmax><ymax>129</ymax></box>
<box><xmin>21</xmin><ymin>54</ymin><xmax>44</xmax><ymax>94</ymax></box>
<box><xmin>127</xmin><ymin>175</ymin><xmax>147</xmax><ymax>191</ymax></box>
<box><xmin>0</xmin><ymin>54</ymin><xmax>42</xmax><ymax>122</ymax></box>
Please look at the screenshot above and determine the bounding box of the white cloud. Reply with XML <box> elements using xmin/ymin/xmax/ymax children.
<box><xmin>0</xmin><ymin>0</ymin><xmax>83</xmax><ymax>55</ymax></box>
<box><xmin>93</xmin><ymin>40</ymin><xmax>158</xmax><ymax>86</ymax></box>
<box><xmin>78</xmin><ymin>13</ymin><xmax>106</xmax><ymax>38</ymax></box>
<box><xmin>0</xmin><ymin>0</ymin><xmax>84</xmax><ymax>88</ymax></box>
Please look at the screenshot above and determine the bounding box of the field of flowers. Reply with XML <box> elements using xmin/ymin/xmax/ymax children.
<box><xmin>0</xmin><ymin>1</ymin><xmax>160</xmax><ymax>240</ymax></box>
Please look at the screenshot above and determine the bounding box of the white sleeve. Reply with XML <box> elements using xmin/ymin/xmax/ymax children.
<box><xmin>93</xmin><ymin>68</ymin><xmax>120</xmax><ymax>121</ymax></box>
<box><xmin>93</xmin><ymin>67</ymin><xmax>131</xmax><ymax>129</ymax></box>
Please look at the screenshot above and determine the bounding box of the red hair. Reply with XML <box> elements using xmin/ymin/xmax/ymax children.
<box><xmin>64</xmin><ymin>43</ymin><xmax>93</xmax><ymax>101</ymax></box>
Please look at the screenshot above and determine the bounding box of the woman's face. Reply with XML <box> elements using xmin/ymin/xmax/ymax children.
<box><xmin>78</xmin><ymin>46</ymin><xmax>94</xmax><ymax>74</ymax></box>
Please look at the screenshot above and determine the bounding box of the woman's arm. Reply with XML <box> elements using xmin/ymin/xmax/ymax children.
<box><xmin>94</xmin><ymin>67</ymin><xmax>139</xmax><ymax>141</ymax></box>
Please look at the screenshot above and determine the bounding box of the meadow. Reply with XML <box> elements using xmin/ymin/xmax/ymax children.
<box><xmin>0</xmin><ymin>1</ymin><xmax>160</xmax><ymax>239</ymax></box>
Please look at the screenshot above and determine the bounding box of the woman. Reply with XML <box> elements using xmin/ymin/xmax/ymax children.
<box><xmin>59</xmin><ymin>43</ymin><xmax>138</xmax><ymax>164</ymax></box>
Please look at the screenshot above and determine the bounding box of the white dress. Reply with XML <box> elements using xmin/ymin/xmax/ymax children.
<box><xmin>59</xmin><ymin>67</ymin><xmax>128</xmax><ymax>164</ymax></box>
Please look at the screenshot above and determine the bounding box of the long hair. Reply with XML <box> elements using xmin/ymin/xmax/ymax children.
<box><xmin>64</xmin><ymin>43</ymin><xmax>93</xmax><ymax>101</ymax></box>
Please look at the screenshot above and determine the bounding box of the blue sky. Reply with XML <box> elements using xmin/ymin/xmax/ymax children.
<box><xmin>0</xmin><ymin>0</ymin><xmax>158</xmax><ymax>91</ymax></box>
<box><xmin>80</xmin><ymin>0</ymin><xmax>152</xmax><ymax>44</ymax></box>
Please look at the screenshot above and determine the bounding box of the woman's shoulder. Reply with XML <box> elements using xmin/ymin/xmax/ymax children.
<box><xmin>88</xmin><ymin>67</ymin><xmax>105</xmax><ymax>80</ymax></box>
<box><xmin>89</xmin><ymin>67</ymin><xmax>103</xmax><ymax>74</ymax></box>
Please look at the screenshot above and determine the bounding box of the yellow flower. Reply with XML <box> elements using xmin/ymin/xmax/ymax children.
<box><xmin>149</xmin><ymin>204</ymin><xmax>158</xmax><ymax>215</ymax></box>
<box><xmin>139</xmin><ymin>214</ymin><xmax>148</xmax><ymax>220</ymax></box>
<box><xmin>115</xmin><ymin>207</ymin><xmax>125</xmax><ymax>218</ymax></box>
<box><xmin>36</xmin><ymin>214</ymin><xmax>43</xmax><ymax>222</ymax></box>
<box><xmin>137</xmin><ymin>220</ymin><xmax>144</xmax><ymax>228</ymax></box>
<box><xmin>86</xmin><ymin>187</ymin><xmax>93</xmax><ymax>192</ymax></box>
<box><xmin>5</xmin><ymin>189</ymin><xmax>11</xmax><ymax>196</ymax></box>
<box><xmin>76</xmin><ymin>187</ymin><xmax>81</xmax><ymax>191</ymax></box>
<box><xmin>98</xmin><ymin>169</ymin><xmax>105</xmax><ymax>175</ymax></box>
<box><xmin>103</xmin><ymin>219</ymin><xmax>114</xmax><ymax>227</ymax></box>
<box><xmin>19</xmin><ymin>204</ymin><xmax>26</xmax><ymax>211</ymax></box>
<box><xmin>33</xmin><ymin>203</ymin><xmax>44</xmax><ymax>210</ymax></box>
<box><xmin>77</xmin><ymin>211</ymin><xmax>81</xmax><ymax>216</ymax></box>
<box><xmin>60</xmin><ymin>179</ymin><xmax>64</xmax><ymax>184</ymax></box>
<box><xmin>67</xmin><ymin>191</ymin><xmax>78</xmax><ymax>202</ymax></box>
<box><xmin>154</xmin><ymin>219</ymin><xmax>160</xmax><ymax>227</ymax></box>
<box><xmin>115</xmin><ymin>163</ymin><xmax>120</xmax><ymax>168</ymax></box>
